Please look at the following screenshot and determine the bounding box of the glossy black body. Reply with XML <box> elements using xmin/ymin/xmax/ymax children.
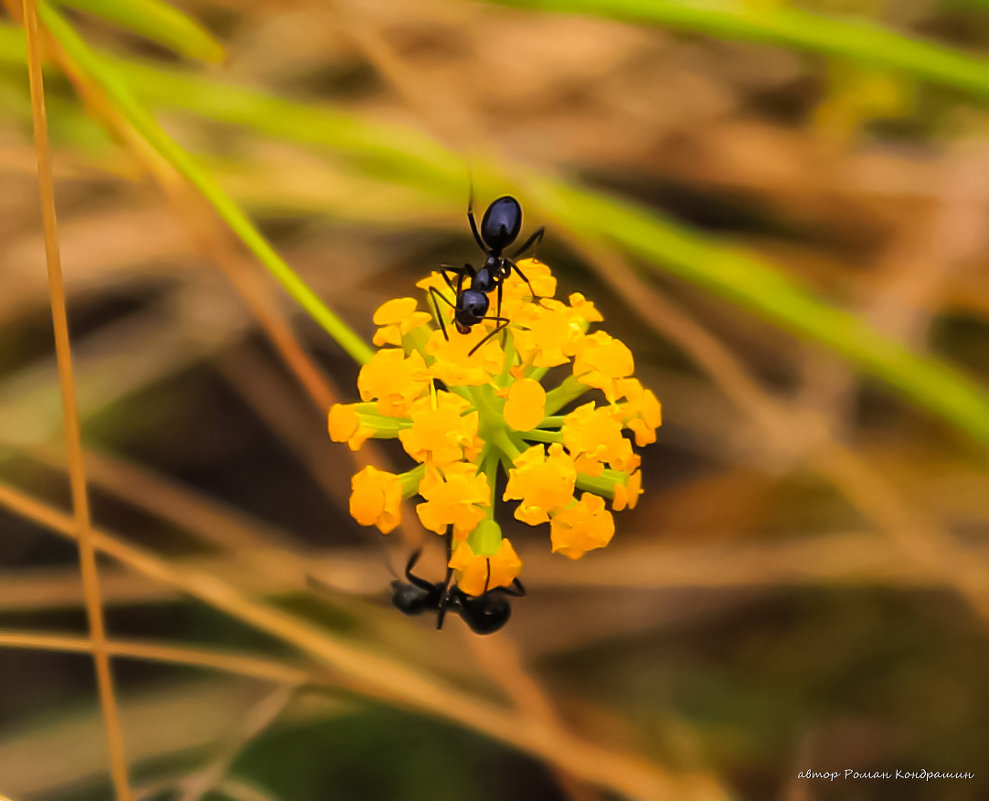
<box><xmin>480</xmin><ymin>195</ymin><xmax>523</xmax><ymax>253</ymax></box>
<box><xmin>455</xmin><ymin>289</ymin><xmax>490</xmax><ymax>332</ymax></box>
<box><xmin>428</xmin><ymin>194</ymin><xmax>545</xmax><ymax>352</ymax></box>
<box><xmin>391</xmin><ymin>550</ymin><xmax>525</xmax><ymax>635</ymax></box>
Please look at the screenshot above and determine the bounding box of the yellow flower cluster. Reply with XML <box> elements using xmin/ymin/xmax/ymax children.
<box><xmin>328</xmin><ymin>260</ymin><xmax>660</xmax><ymax>597</ymax></box>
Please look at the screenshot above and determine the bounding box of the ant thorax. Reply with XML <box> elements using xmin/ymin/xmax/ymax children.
<box><xmin>483</xmin><ymin>254</ymin><xmax>511</xmax><ymax>280</ymax></box>
<box><xmin>474</xmin><ymin>265</ymin><xmax>496</xmax><ymax>293</ymax></box>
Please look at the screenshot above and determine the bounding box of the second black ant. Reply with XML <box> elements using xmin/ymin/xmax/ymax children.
<box><xmin>391</xmin><ymin>548</ymin><xmax>526</xmax><ymax>635</ymax></box>
<box><xmin>428</xmin><ymin>194</ymin><xmax>545</xmax><ymax>356</ymax></box>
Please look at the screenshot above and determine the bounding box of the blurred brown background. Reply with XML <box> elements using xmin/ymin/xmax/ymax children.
<box><xmin>1</xmin><ymin>0</ymin><xmax>988</xmax><ymax>799</ymax></box>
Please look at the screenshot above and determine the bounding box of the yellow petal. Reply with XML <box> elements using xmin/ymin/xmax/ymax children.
<box><xmin>450</xmin><ymin>539</ymin><xmax>522</xmax><ymax>596</ymax></box>
<box><xmin>328</xmin><ymin>404</ymin><xmax>359</xmax><ymax>442</ymax></box>
<box><xmin>373</xmin><ymin>297</ymin><xmax>419</xmax><ymax>326</ymax></box>
<box><xmin>349</xmin><ymin>466</ymin><xmax>403</xmax><ymax>534</ymax></box>
<box><xmin>550</xmin><ymin>493</ymin><xmax>615</xmax><ymax>559</ymax></box>
<box><xmin>372</xmin><ymin>325</ymin><xmax>404</xmax><ymax>348</ymax></box>
<box><xmin>612</xmin><ymin>469</ymin><xmax>643</xmax><ymax>512</ymax></box>
<box><xmin>503</xmin><ymin>378</ymin><xmax>546</xmax><ymax>431</ymax></box>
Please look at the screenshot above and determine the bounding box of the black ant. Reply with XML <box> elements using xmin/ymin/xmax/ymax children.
<box><xmin>428</xmin><ymin>195</ymin><xmax>545</xmax><ymax>356</ymax></box>
<box><xmin>391</xmin><ymin>549</ymin><xmax>526</xmax><ymax>635</ymax></box>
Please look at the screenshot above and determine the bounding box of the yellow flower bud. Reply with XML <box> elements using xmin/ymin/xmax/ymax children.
<box><xmin>327</xmin><ymin>403</ymin><xmax>374</xmax><ymax>451</ymax></box>
<box><xmin>503</xmin><ymin>443</ymin><xmax>577</xmax><ymax>525</ymax></box>
<box><xmin>349</xmin><ymin>465</ymin><xmax>403</xmax><ymax>534</ymax></box>
<box><xmin>550</xmin><ymin>493</ymin><xmax>615</xmax><ymax>559</ymax></box>
<box><xmin>330</xmin><ymin>257</ymin><xmax>659</xmax><ymax>600</ymax></box>
<box><xmin>372</xmin><ymin>297</ymin><xmax>432</xmax><ymax>347</ymax></box>
<box><xmin>503</xmin><ymin>378</ymin><xmax>546</xmax><ymax>431</ymax></box>
<box><xmin>357</xmin><ymin>348</ymin><xmax>430</xmax><ymax>417</ymax></box>
<box><xmin>449</xmin><ymin>538</ymin><xmax>522</xmax><ymax>597</ymax></box>
<box><xmin>415</xmin><ymin>462</ymin><xmax>489</xmax><ymax>538</ymax></box>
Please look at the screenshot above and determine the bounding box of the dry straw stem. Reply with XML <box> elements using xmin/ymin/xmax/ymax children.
<box><xmin>301</xmin><ymin>10</ymin><xmax>988</xmax><ymax>617</ymax></box>
<box><xmin>11</xmin><ymin>441</ymin><xmax>970</xmax><ymax>610</ymax></box>
<box><xmin>0</xmin><ymin>286</ymin><xmax>242</xmax><ymax>449</ymax></box>
<box><xmin>139</xmin><ymin>145</ymin><xmax>339</xmax><ymax>414</ymax></box>
<box><xmin>60</xmin><ymin>20</ymin><xmax>569</xmax><ymax>756</ymax></box>
<box><xmin>212</xmin><ymin>779</ymin><xmax>279</xmax><ymax>801</ymax></box>
<box><xmin>0</xmin><ymin>679</ymin><xmax>297</xmax><ymax>799</ymax></box>
<box><xmin>0</xmin><ymin>480</ymin><xmax>722</xmax><ymax>801</ymax></box>
<box><xmin>0</xmin><ymin>630</ymin><xmax>312</xmax><ymax>686</ymax></box>
<box><xmin>572</xmin><ymin>238</ymin><xmax>989</xmax><ymax>624</ymax></box>
<box><xmin>0</xmin><ymin>530</ymin><xmax>964</xmax><ymax>616</ymax></box>
<box><xmin>10</xmin><ymin>427</ymin><xmax>980</xmax><ymax>618</ymax></box>
<box><xmin>19</xmin><ymin>0</ymin><xmax>132</xmax><ymax>797</ymax></box>
<box><xmin>36</xmin><ymin>2</ymin><xmax>375</xmax><ymax>367</ymax></box>
<box><xmin>111</xmin><ymin>114</ymin><xmax>428</xmax><ymax>553</ymax></box>
<box><xmin>463</xmin><ymin>630</ymin><xmax>607</xmax><ymax>801</ymax></box>
<box><xmin>215</xmin><ymin>346</ymin><xmax>352</xmax><ymax>509</ymax></box>
<box><xmin>2</xmin><ymin>16</ymin><xmax>987</xmax><ymax>444</ymax></box>
<box><xmin>172</xmin><ymin>687</ymin><xmax>295</xmax><ymax>801</ymax></box>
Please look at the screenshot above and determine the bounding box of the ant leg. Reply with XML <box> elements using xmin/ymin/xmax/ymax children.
<box><xmin>495</xmin><ymin>282</ymin><xmax>508</xmax><ymax>348</ymax></box>
<box><xmin>511</xmin><ymin>226</ymin><xmax>544</xmax><ymax>260</ymax></box>
<box><xmin>467</xmin><ymin>192</ymin><xmax>487</xmax><ymax>253</ymax></box>
<box><xmin>436</xmin><ymin>533</ymin><xmax>457</xmax><ymax>630</ymax></box>
<box><xmin>467</xmin><ymin>316</ymin><xmax>511</xmax><ymax>357</ymax></box>
<box><xmin>429</xmin><ymin>286</ymin><xmax>457</xmax><ymax>341</ymax></box>
<box><xmin>507</xmin><ymin>259</ymin><xmax>541</xmax><ymax>301</ymax></box>
<box><xmin>403</xmin><ymin>549</ymin><xmax>437</xmax><ymax>593</ymax></box>
<box><xmin>440</xmin><ymin>263</ymin><xmax>474</xmax><ymax>294</ymax></box>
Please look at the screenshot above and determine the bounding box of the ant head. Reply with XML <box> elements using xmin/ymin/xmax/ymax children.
<box><xmin>456</xmin><ymin>289</ymin><xmax>489</xmax><ymax>327</ymax></box>
<box><xmin>457</xmin><ymin>592</ymin><xmax>512</xmax><ymax>635</ymax></box>
<box><xmin>480</xmin><ymin>196</ymin><xmax>522</xmax><ymax>254</ymax></box>
<box><xmin>391</xmin><ymin>580</ymin><xmax>438</xmax><ymax>616</ymax></box>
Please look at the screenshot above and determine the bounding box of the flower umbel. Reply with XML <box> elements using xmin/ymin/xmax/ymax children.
<box><xmin>328</xmin><ymin>260</ymin><xmax>661</xmax><ymax>598</ymax></box>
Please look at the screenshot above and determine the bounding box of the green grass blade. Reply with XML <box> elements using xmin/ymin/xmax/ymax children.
<box><xmin>2</xmin><ymin>22</ymin><xmax>987</xmax><ymax>445</ymax></box>
<box><xmin>125</xmin><ymin>61</ymin><xmax>989</xmax><ymax>444</ymax></box>
<box><xmin>536</xmin><ymin>181</ymin><xmax>989</xmax><ymax>447</ymax></box>
<box><xmin>33</xmin><ymin>7</ymin><xmax>374</xmax><ymax>367</ymax></box>
<box><xmin>52</xmin><ymin>0</ymin><xmax>224</xmax><ymax>62</ymax></box>
<box><xmin>488</xmin><ymin>0</ymin><xmax>989</xmax><ymax>100</ymax></box>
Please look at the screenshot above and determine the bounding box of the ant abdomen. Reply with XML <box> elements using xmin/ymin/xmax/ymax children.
<box><xmin>480</xmin><ymin>196</ymin><xmax>522</xmax><ymax>252</ymax></box>
<box><xmin>459</xmin><ymin>596</ymin><xmax>512</xmax><ymax>635</ymax></box>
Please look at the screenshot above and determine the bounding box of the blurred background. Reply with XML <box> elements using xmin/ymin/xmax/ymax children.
<box><xmin>1</xmin><ymin>0</ymin><xmax>989</xmax><ymax>799</ymax></box>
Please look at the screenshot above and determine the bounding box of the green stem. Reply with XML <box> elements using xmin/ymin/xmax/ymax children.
<box><xmin>355</xmin><ymin>409</ymin><xmax>412</xmax><ymax>433</ymax></box>
<box><xmin>489</xmin><ymin>428</ymin><xmax>522</xmax><ymax>464</ymax></box>
<box><xmin>403</xmin><ymin>324</ymin><xmax>432</xmax><ymax>359</ymax></box>
<box><xmin>527</xmin><ymin>365</ymin><xmax>550</xmax><ymax>383</ymax></box>
<box><xmin>537</xmin><ymin>415</ymin><xmax>565</xmax><ymax>428</ymax></box>
<box><xmin>544</xmin><ymin>375</ymin><xmax>590</xmax><ymax>416</ymax></box>
<box><xmin>509</xmin><ymin>430</ymin><xmax>530</xmax><ymax>455</ymax></box>
<box><xmin>471</xmin><ymin>383</ymin><xmax>506</xmax><ymax>443</ymax></box>
<box><xmin>497</xmin><ymin>329</ymin><xmax>517</xmax><ymax>387</ymax></box>
<box><xmin>39</xmin><ymin>3</ymin><xmax>375</xmax><ymax>365</ymax></box>
<box><xmin>575</xmin><ymin>471</ymin><xmax>618</xmax><ymax>499</ymax></box>
<box><xmin>398</xmin><ymin>464</ymin><xmax>427</xmax><ymax>497</ymax></box>
<box><xmin>519</xmin><ymin>429</ymin><xmax>563</xmax><ymax>444</ymax></box>
<box><xmin>483</xmin><ymin>450</ymin><xmax>500</xmax><ymax>520</ymax></box>
<box><xmin>363</xmin><ymin>421</ymin><xmax>412</xmax><ymax>436</ymax></box>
